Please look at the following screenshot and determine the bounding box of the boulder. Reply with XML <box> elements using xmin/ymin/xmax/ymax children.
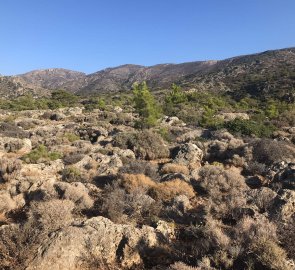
<box><xmin>173</xmin><ymin>143</ymin><xmax>203</xmax><ymax>168</ymax></box>
<box><xmin>26</xmin><ymin>216</ymin><xmax>157</xmax><ymax>270</ymax></box>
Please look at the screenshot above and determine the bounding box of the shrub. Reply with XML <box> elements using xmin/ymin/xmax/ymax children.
<box><xmin>252</xmin><ymin>139</ymin><xmax>295</xmax><ymax>165</ymax></box>
<box><xmin>83</xmin><ymin>97</ymin><xmax>106</xmax><ymax>111</ymax></box>
<box><xmin>161</xmin><ymin>163</ymin><xmax>190</xmax><ymax>175</ymax></box>
<box><xmin>119</xmin><ymin>160</ymin><xmax>160</xmax><ymax>181</ymax></box>
<box><xmin>0</xmin><ymin>157</ymin><xmax>22</xmax><ymax>183</ymax></box>
<box><xmin>198</xmin><ymin>166</ymin><xmax>248</xmax><ymax>219</ymax></box>
<box><xmin>113</xmin><ymin>130</ymin><xmax>169</xmax><ymax>160</ymax></box>
<box><xmin>225</xmin><ymin>118</ymin><xmax>276</xmax><ymax>137</ymax></box>
<box><xmin>49</xmin><ymin>90</ymin><xmax>79</xmax><ymax>108</ymax></box>
<box><xmin>63</xmin><ymin>132</ymin><xmax>80</xmax><ymax>143</ymax></box>
<box><xmin>102</xmin><ymin>181</ymin><xmax>159</xmax><ymax>224</ymax></box>
<box><xmin>121</xmin><ymin>173</ymin><xmax>156</xmax><ymax>193</ymax></box>
<box><xmin>23</xmin><ymin>144</ymin><xmax>63</xmax><ymax>163</ymax></box>
<box><xmin>132</xmin><ymin>81</ymin><xmax>161</xmax><ymax>128</ymax></box>
<box><xmin>28</xmin><ymin>199</ymin><xmax>74</xmax><ymax>231</ymax></box>
<box><xmin>199</xmin><ymin>106</ymin><xmax>224</xmax><ymax>129</ymax></box>
<box><xmin>121</xmin><ymin>174</ymin><xmax>194</xmax><ymax>202</ymax></box>
<box><xmin>62</xmin><ymin>166</ymin><xmax>83</xmax><ymax>182</ymax></box>
<box><xmin>151</xmin><ymin>179</ymin><xmax>195</xmax><ymax>201</ymax></box>
<box><xmin>250</xmin><ymin>238</ymin><xmax>292</xmax><ymax>270</ymax></box>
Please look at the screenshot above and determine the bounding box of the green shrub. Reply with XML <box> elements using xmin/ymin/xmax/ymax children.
<box><xmin>23</xmin><ymin>145</ymin><xmax>63</xmax><ymax>163</ymax></box>
<box><xmin>49</xmin><ymin>90</ymin><xmax>79</xmax><ymax>108</ymax></box>
<box><xmin>63</xmin><ymin>132</ymin><xmax>80</xmax><ymax>142</ymax></box>
<box><xmin>83</xmin><ymin>97</ymin><xmax>106</xmax><ymax>111</ymax></box>
<box><xmin>225</xmin><ymin>118</ymin><xmax>276</xmax><ymax>137</ymax></box>
<box><xmin>62</xmin><ymin>166</ymin><xmax>82</xmax><ymax>182</ymax></box>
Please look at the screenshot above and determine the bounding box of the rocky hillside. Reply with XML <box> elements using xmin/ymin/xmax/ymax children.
<box><xmin>0</xmin><ymin>105</ymin><xmax>294</xmax><ymax>269</ymax></box>
<box><xmin>18</xmin><ymin>68</ymin><xmax>86</xmax><ymax>90</ymax></box>
<box><xmin>1</xmin><ymin>47</ymin><xmax>294</xmax><ymax>99</ymax></box>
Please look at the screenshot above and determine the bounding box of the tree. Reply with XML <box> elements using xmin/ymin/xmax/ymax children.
<box><xmin>49</xmin><ymin>90</ymin><xmax>79</xmax><ymax>108</ymax></box>
<box><xmin>132</xmin><ymin>82</ymin><xmax>161</xmax><ymax>128</ymax></box>
<box><xmin>165</xmin><ymin>83</ymin><xmax>187</xmax><ymax>104</ymax></box>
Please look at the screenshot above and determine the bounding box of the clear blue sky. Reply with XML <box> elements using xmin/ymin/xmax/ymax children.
<box><xmin>1</xmin><ymin>0</ymin><xmax>295</xmax><ymax>75</ymax></box>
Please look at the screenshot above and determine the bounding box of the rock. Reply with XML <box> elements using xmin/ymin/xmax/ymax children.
<box><xmin>50</xmin><ymin>112</ymin><xmax>66</xmax><ymax>121</ymax></box>
<box><xmin>218</xmin><ymin>112</ymin><xmax>250</xmax><ymax>121</ymax></box>
<box><xmin>173</xmin><ymin>143</ymin><xmax>203</xmax><ymax>168</ymax></box>
<box><xmin>246</xmin><ymin>175</ymin><xmax>266</xmax><ymax>189</ymax></box>
<box><xmin>173</xmin><ymin>195</ymin><xmax>192</xmax><ymax>212</ymax></box>
<box><xmin>271</xmin><ymin>163</ymin><xmax>295</xmax><ymax>190</ymax></box>
<box><xmin>161</xmin><ymin>116</ymin><xmax>186</xmax><ymax>127</ymax></box>
<box><xmin>0</xmin><ymin>191</ymin><xmax>25</xmax><ymax>213</ymax></box>
<box><xmin>270</xmin><ymin>190</ymin><xmax>295</xmax><ymax>222</ymax></box>
<box><xmin>113</xmin><ymin>106</ymin><xmax>123</xmax><ymax>113</ymax></box>
<box><xmin>156</xmin><ymin>220</ymin><xmax>175</xmax><ymax>239</ymax></box>
<box><xmin>26</xmin><ymin>216</ymin><xmax>157</xmax><ymax>270</ymax></box>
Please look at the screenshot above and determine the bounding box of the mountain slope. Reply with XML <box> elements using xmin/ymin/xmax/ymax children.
<box><xmin>1</xmin><ymin>47</ymin><xmax>294</xmax><ymax>100</ymax></box>
<box><xmin>18</xmin><ymin>68</ymin><xmax>86</xmax><ymax>90</ymax></box>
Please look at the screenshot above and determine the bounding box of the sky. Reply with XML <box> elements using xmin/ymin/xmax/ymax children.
<box><xmin>1</xmin><ymin>0</ymin><xmax>295</xmax><ymax>75</ymax></box>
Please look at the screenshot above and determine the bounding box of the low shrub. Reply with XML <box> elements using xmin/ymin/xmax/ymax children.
<box><xmin>63</xmin><ymin>132</ymin><xmax>80</xmax><ymax>143</ymax></box>
<box><xmin>252</xmin><ymin>139</ymin><xmax>295</xmax><ymax>165</ymax></box>
<box><xmin>161</xmin><ymin>163</ymin><xmax>190</xmax><ymax>175</ymax></box>
<box><xmin>151</xmin><ymin>179</ymin><xmax>195</xmax><ymax>201</ymax></box>
<box><xmin>113</xmin><ymin>130</ymin><xmax>170</xmax><ymax>160</ymax></box>
<box><xmin>102</xmin><ymin>181</ymin><xmax>160</xmax><ymax>224</ymax></box>
<box><xmin>225</xmin><ymin>118</ymin><xmax>276</xmax><ymax>137</ymax></box>
<box><xmin>23</xmin><ymin>145</ymin><xmax>63</xmax><ymax>163</ymax></box>
<box><xmin>62</xmin><ymin>166</ymin><xmax>83</xmax><ymax>182</ymax></box>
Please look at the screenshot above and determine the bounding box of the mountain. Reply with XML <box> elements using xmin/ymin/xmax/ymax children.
<box><xmin>1</xmin><ymin>47</ymin><xmax>295</xmax><ymax>100</ymax></box>
<box><xmin>18</xmin><ymin>68</ymin><xmax>86</xmax><ymax>90</ymax></box>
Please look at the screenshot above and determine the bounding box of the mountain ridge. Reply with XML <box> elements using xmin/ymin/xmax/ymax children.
<box><xmin>0</xmin><ymin>46</ymin><xmax>294</xmax><ymax>99</ymax></box>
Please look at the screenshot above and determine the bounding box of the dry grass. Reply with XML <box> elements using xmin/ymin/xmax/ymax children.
<box><xmin>121</xmin><ymin>173</ymin><xmax>156</xmax><ymax>192</ymax></box>
<box><xmin>152</xmin><ymin>179</ymin><xmax>195</xmax><ymax>201</ymax></box>
<box><xmin>161</xmin><ymin>163</ymin><xmax>190</xmax><ymax>175</ymax></box>
<box><xmin>121</xmin><ymin>174</ymin><xmax>195</xmax><ymax>201</ymax></box>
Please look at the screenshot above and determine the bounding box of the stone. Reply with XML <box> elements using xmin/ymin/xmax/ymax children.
<box><xmin>26</xmin><ymin>216</ymin><xmax>158</xmax><ymax>270</ymax></box>
<box><xmin>173</xmin><ymin>143</ymin><xmax>203</xmax><ymax>168</ymax></box>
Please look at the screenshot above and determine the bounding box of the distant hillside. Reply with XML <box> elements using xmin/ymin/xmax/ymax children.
<box><xmin>18</xmin><ymin>68</ymin><xmax>86</xmax><ymax>90</ymax></box>
<box><xmin>1</xmin><ymin>47</ymin><xmax>295</xmax><ymax>100</ymax></box>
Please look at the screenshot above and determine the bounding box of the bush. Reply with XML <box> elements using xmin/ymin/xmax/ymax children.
<box><xmin>252</xmin><ymin>139</ymin><xmax>295</xmax><ymax>165</ymax></box>
<box><xmin>0</xmin><ymin>157</ymin><xmax>22</xmax><ymax>183</ymax></box>
<box><xmin>83</xmin><ymin>97</ymin><xmax>106</xmax><ymax>111</ymax></box>
<box><xmin>28</xmin><ymin>199</ymin><xmax>74</xmax><ymax>231</ymax></box>
<box><xmin>225</xmin><ymin>118</ymin><xmax>276</xmax><ymax>137</ymax></box>
<box><xmin>151</xmin><ymin>179</ymin><xmax>195</xmax><ymax>201</ymax></box>
<box><xmin>63</xmin><ymin>132</ymin><xmax>80</xmax><ymax>143</ymax></box>
<box><xmin>102</xmin><ymin>181</ymin><xmax>160</xmax><ymax>224</ymax></box>
<box><xmin>161</xmin><ymin>163</ymin><xmax>190</xmax><ymax>175</ymax></box>
<box><xmin>121</xmin><ymin>174</ymin><xmax>195</xmax><ymax>202</ymax></box>
<box><xmin>119</xmin><ymin>160</ymin><xmax>160</xmax><ymax>181</ymax></box>
<box><xmin>198</xmin><ymin>166</ymin><xmax>248</xmax><ymax>219</ymax></box>
<box><xmin>113</xmin><ymin>130</ymin><xmax>170</xmax><ymax>160</ymax></box>
<box><xmin>23</xmin><ymin>144</ymin><xmax>63</xmax><ymax>163</ymax></box>
<box><xmin>50</xmin><ymin>90</ymin><xmax>79</xmax><ymax>108</ymax></box>
<box><xmin>62</xmin><ymin>166</ymin><xmax>83</xmax><ymax>182</ymax></box>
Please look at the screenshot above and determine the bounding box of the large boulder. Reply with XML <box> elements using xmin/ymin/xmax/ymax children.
<box><xmin>26</xmin><ymin>216</ymin><xmax>158</xmax><ymax>270</ymax></box>
<box><xmin>173</xmin><ymin>143</ymin><xmax>203</xmax><ymax>168</ymax></box>
<box><xmin>271</xmin><ymin>163</ymin><xmax>295</xmax><ymax>190</ymax></box>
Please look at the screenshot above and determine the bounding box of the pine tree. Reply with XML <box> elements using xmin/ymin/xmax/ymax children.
<box><xmin>132</xmin><ymin>81</ymin><xmax>160</xmax><ymax>128</ymax></box>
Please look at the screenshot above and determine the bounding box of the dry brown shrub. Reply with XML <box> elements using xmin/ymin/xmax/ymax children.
<box><xmin>161</xmin><ymin>163</ymin><xmax>190</xmax><ymax>175</ymax></box>
<box><xmin>121</xmin><ymin>174</ymin><xmax>195</xmax><ymax>202</ymax></box>
<box><xmin>0</xmin><ymin>157</ymin><xmax>22</xmax><ymax>183</ymax></box>
<box><xmin>152</xmin><ymin>179</ymin><xmax>195</xmax><ymax>201</ymax></box>
<box><xmin>250</xmin><ymin>238</ymin><xmax>292</xmax><ymax>270</ymax></box>
<box><xmin>121</xmin><ymin>173</ymin><xmax>156</xmax><ymax>192</ymax></box>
